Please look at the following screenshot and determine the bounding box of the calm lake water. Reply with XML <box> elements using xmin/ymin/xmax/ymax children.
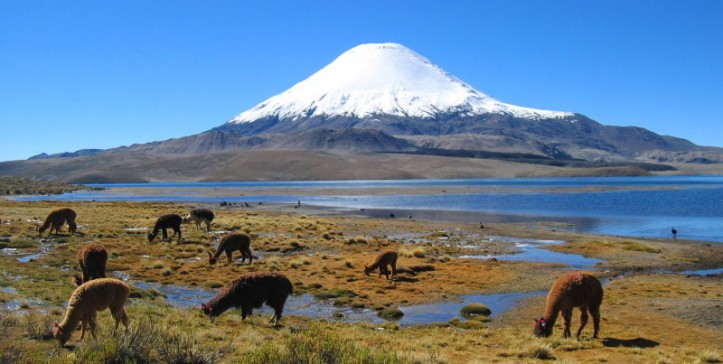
<box><xmin>16</xmin><ymin>176</ymin><xmax>723</xmax><ymax>243</ymax></box>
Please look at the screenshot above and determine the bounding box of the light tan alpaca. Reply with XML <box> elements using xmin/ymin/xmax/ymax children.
<box><xmin>73</xmin><ymin>243</ymin><xmax>108</xmax><ymax>286</ymax></box>
<box><xmin>37</xmin><ymin>208</ymin><xmax>77</xmax><ymax>235</ymax></box>
<box><xmin>364</xmin><ymin>250</ymin><xmax>398</xmax><ymax>281</ymax></box>
<box><xmin>183</xmin><ymin>208</ymin><xmax>215</xmax><ymax>232</ymax></box>
<box><xmin>533</xmin><ymin>272</ymin><xmax>603</xmax><ymax>339</ymax></box>
<box><xmin>52</xmin><ymin>278</ymin><xmax>130</xmax><ymax>346</ymax></box>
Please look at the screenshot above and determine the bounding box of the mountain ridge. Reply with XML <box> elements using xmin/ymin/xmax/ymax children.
<box><xmin>4</xmin><ymin>42</ymin><xmax>722</xmax><ymax>182</ymax></box>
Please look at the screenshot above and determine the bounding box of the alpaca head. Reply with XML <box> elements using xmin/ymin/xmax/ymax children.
<box><xmin>200</xmin><ymin>303</ymin><xmax>217</xmax><ymax>322</ymax></box>
<box><xmin>146</xmin><ymin>232</ymin><xmax>156</xmax><ymax>242</ymax></box>
<box><xmin>207</xmin><ymin>251</ymin><xmax>218</xmax><ymax>265</ymax></box>
<box><xmin>363</xmin><ymin>264</ymin><xmax>372</xmax><ymax>276</ymax></box>
<box><xmin>51</xmin><ymin>322</ymin><xmax>69</xmax><ymax>345</ymax></box>
<box><xmin>533</xmin><ymin>317</ymin><xmax>552</xmax><ymax>337</ymax></box>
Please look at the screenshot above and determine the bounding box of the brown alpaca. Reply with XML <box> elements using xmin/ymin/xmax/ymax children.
<box><xmin>364</xmin><ymin>250</ymin><xmax>398</xmax><ymax>280</ymax></box>
<box><xmin>52</xmin><ymin>278</ymin><xmax>130</xmax><ymax>345</ymax></box>
<box><xmin>37</xmin><ymin>208</ymin><xmax>77</xmax><ymax>235</ymax></box>
<box><xmin>73</xmin><ymin>243</ymin><xmax>108</xmax><ymax>286</ymax></box>
<box><xmin>208</xmin><ymin>232</ymin><xmax>253</xmax><ymax>264</ymax></box>
<box><xmin>533</xmin><ymin>272</ymin><xmax>603</xmax><ymax>339</ymax></box>
<box><xmin>201</xmin><ymin>272</ymin><xmax>293</xmax><ymax>326</ymax></box>
<box><xmin>184</xmin><ymin>208</ymin><xmax>215</xmax><ymax>232</ymax></box>
<box><xmin>146</xmin><ymin>214</ymin><xmax>183</xmax><ymax>242</ymax></box>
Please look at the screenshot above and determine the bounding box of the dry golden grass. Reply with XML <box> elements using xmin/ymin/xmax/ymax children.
<box><xmin>0</xmin><ymin>199</ymin><xmax>720</xmax><ymax>363</ymax></box>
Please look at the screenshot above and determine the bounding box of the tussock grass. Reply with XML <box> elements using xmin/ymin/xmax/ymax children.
<box><xmin>245</xmin><ymin>328</ymin><xmax>401</xmax><ymax>364</ymax></box>
<box><xmin>696</xmin><ymin>350</ymin><xmax>722</xmax><ymax>364</ymax></box>
<box><xmin>399</xmin><ymin>246</ymin><xmax>426</xmax><ymax>258</ymax></box>
<box><xmin>622</xmin><ymin>241</ymin><xmax>661</xmax><ymax>253</ymax></box>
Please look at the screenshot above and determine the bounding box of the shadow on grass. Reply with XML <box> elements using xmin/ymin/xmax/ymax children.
<box><xmin>602</xmin><ymin>337</ymin><xmax>659</xmax><ymax>348</ymax></box>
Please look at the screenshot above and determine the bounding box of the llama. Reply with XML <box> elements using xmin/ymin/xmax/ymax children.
<box><xmin>364</xmin><ymin>250</ymin><xmax>398</xmax><ymax>281</ymax></box>
<box><xmin>73</xmin><ymin>243</ymin><xmax>108</xmax><ymax>286</ymax></box>
<box><xmin>533</xmin><ymin>272</ymin><xmax>604</xmax><ymax>339</ymax></box>
<box><xmin>184</xmin><ymin>208</ymin><xmax>215</xmax><ymax>232</ymax></box>
<box><xmin>37</xmin><ymin>208</ymin><xmax>77</xmax><ymax>235</ymax></box>
<box><xmin>146</xmin><ymin>214</ymin><xmax>183</xmax><ymax>242</ymax></box>
<box><xmin>201</xmin><ymin>272</ymin><xmax>293</xmax><ymax>326</ymax></box>
<box><xmin>207</xmin><ymin>232</ymin><xmax>254</xmax><ymax>265</ymax></box>
<box><xmin>52</xmin><ymin>278</ymin><xmax>130</xmax><ymax>345</ymax></box>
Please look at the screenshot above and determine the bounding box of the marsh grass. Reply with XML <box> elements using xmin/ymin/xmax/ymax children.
<box><xmin>1</xmin><ymin>200</ymin><xmax>722</xmax><ymax>363</ymax></box>
<box><xmin>696</xmin><ymin>350</ymin><xmax>722</xmax><ymax>364</ymax></box>
<box><xmin>245</xmin><ymin>328</ymin><xmax>401</xmax><ymax>364</ymax></box>
<box><xmin>622</xmin><ymin>241</ymin><xmax>661</xmax><ymax>253</ymax></box>
<box><xmin>25</xmin><ymin>311</ymin><xmax>54</xmax><ymax>340</ymax></box>
<box><xmin>74</xmin><ymin>315</ymin><xmax>229</xmax><ymax>364</ymax></box>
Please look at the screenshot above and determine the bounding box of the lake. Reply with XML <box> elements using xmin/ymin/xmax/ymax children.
<box><xmin>15</xmin><ymin>176</ymin><xmax>723</xmax><ymax>242</ymax></box>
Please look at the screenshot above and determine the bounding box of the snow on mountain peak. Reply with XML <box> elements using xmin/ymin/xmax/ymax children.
<box><xmin>229</xmin><ymin>42</ymin><xmax>572</xmax><ymax>124</ymax></box>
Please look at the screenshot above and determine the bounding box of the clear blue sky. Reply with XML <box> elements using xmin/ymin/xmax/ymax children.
<box><xmin>1</xmin><ymin>0</ymin><xmax>721</xmax><ymax>162</ymax></box>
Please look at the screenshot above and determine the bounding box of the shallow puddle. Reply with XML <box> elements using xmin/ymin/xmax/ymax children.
<box><xmin>118</xmin><ymin>272</ymin><xmax>545</xmax><ymax>325</ymax></box>
<box><xmin>680</xmin><ymin>267</ymin><xmax>723</xmax><ymax>276</ymax></box>
<box><xmin>461</xmin><ymin>235</ymin><xmax>604</xmax><ymax>269</ymax></box>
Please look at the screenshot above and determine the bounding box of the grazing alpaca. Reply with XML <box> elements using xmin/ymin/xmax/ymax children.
<box><xmin>533</xmin><ymin>272</ymin><xmax>603</xmax><ymax>339</ymax></box>
<box><xmin>207</xmin><ymin>232</ymin><xmax>253</xmax><ymax>265</ymax></box>
<box><xmin>146</xmin><ymin>214</ymin><xmax>183</xmax><ymax>242</ymax></box>
<box><xmin>201</xmin><ymin>272</ymin><xmax>293</xmax><ymax>326</ymax></box>
<box><xmin>52</xmin><ymin>278</ymin><xmax>130</xmax><ymax>345</ymax></box>
<box><xmin>73</xmin><ymin>243</ymin><xmax>108</xmax><ymax>286</ymax></box>
<box><xmin>37</xmin><ymin>208</ymin><xmax>77</xmax><ymax>235</ymax></box>
<box><xmin>184</xmin><ymin>208</ymin><xmax>215</xmax><ymax>232</ymax></box>
<box><xmin>364</xmin><ymin>250</ymin><xmax>398</xmax><ymax>281</ymax></box>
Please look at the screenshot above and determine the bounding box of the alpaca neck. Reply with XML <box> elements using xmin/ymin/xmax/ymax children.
<box><xmin>59</xmin><ymin>304</ymin><xmax>84</xmax><ymax>337</ymax></box>
<box><xmin>543</xmin><ymin>304</ymin><xmax>560</xmax><ymax>328</ymax></box>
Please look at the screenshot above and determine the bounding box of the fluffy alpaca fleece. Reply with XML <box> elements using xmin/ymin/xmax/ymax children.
<box><xmin>208</xmin><ymin>232</ymin><xmax>253</xmax><ymax>265</ymax></box>
<box><xmin>364</xmin><ymin>250</ymin><xmax>398</xmax><ymax>280</ymax></box>
<box><xmin>73</xmin><ymin>243</ymin><xmax>108</xmax><ymax>286</ymax></box>
<box><xmin>52</xmin><ymin>278</ymin><xmax>130</xmax><ymax>345</ymax></box>
<box><xmin>37</xmin><ymin>207</ymin><xmax>77</xmax><ymax>235</ymax></box>
<box><xmin>201</xmin><ymin>272</ymin><xmax>292</xmax><ymax>326</ymax></box>
<box><xmin>533</xmin><ymin>272</ymin><xmax>603</xmax><ymax>338</ymax></box>
<box><xmin>184</xmin><ymin>208</ymin><xmax>215</xmax><ymax>232</ymax></box>
<box><xmin>146</xmin><ymin>214</ymin><xmax>183</xmax><ymax>242</ymax></box>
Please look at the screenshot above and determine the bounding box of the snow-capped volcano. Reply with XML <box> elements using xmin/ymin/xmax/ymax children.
<box><xmin>229</xmin><ymin>43</ymin><xmax>572</xmax><ymax>124</ymax></box>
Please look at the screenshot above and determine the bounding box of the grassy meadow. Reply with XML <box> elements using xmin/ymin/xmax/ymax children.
<box><xmin>0</xmin><ymin>199</ymin><xmax>721</xmax><ymax>363</ymax></box>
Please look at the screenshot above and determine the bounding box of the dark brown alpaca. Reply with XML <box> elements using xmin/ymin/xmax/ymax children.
<box><xmin>37</xmin><ymin>208</ymin><xmax>77</xmax><ymax>235</ymax></box>
<box><xmin>364</xmin><ymin>250</ymin><xmax>398</xmax><ymax>281</ymax></box>
<box><xmin>533</xmin><ymin>272</ymin><xmax>604</xmax><ymax>339</ymax></box>
<box><xmin>146</xmin><ymin>214</ymin><xmax>183</xmax><ymax>242</ymax></box>
<box><xmin>201</xmin><ymin>272</ymin><xmax>293</xmax><ymax>326</ymax></box>
<box><xmin>208</xmin><ymin>232</ymin><xmax>253</xmax><ymax>264</ymax></box>
<box><xmin>184</xmin><ymin>208</ymin><xmax>215</xmax><ymax>232</ymax></box>
<box><xmin>73</xmin><ymin>243</ymin><xmax>108</xmax><ymax>286</ymax></box>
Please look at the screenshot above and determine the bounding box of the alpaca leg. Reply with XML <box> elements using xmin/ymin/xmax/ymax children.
<box><xmin>576</xmin><ymin>307</ymin><xmax>589</xmax><ymax>338</ymax></box>
<box><xmin>88</xmin><ymin>315</ymin><xmax>97</xmax><ymax>339</ymax></box>
<box><xmin>590</xmin><ymin>305</ymin><xmax>601</xmax><ymax>338</ymax></box>
<box><xmin>111</xmin><ymin>307</ymin><xmax>129</xmax><ymax>333</ymax></box>
<box><xmin>162</xmin><ymin>228</ymin><xmax>169</xmax><ymax>241</ymax></box>
<box><xmin>390</xmin><ymin>261</ymin><xmax>397</xmax><ymax>280</ymax></box>
<box><xmin>561</xmin><ymin>309</ymin><xmax>573</xmax><ymax>338</ymax></box>
<box><xmin>80</xmin><ymin>320</ymin><xmax>87</xmax><ymax>340</ymax></box>
<box><xmin>226</xmin><ymin>251</ymin><xmax>233</xmax><ymax>263</ymax></box>
<box><xmin>205</xmin><ymin>221</ymin><xmax>211</xmax><ymax>232</ymax></box>
<box><xmin>271</xmin><ymin>307</ymin><xmax>283</xmax><ymax>326</ymax></box>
